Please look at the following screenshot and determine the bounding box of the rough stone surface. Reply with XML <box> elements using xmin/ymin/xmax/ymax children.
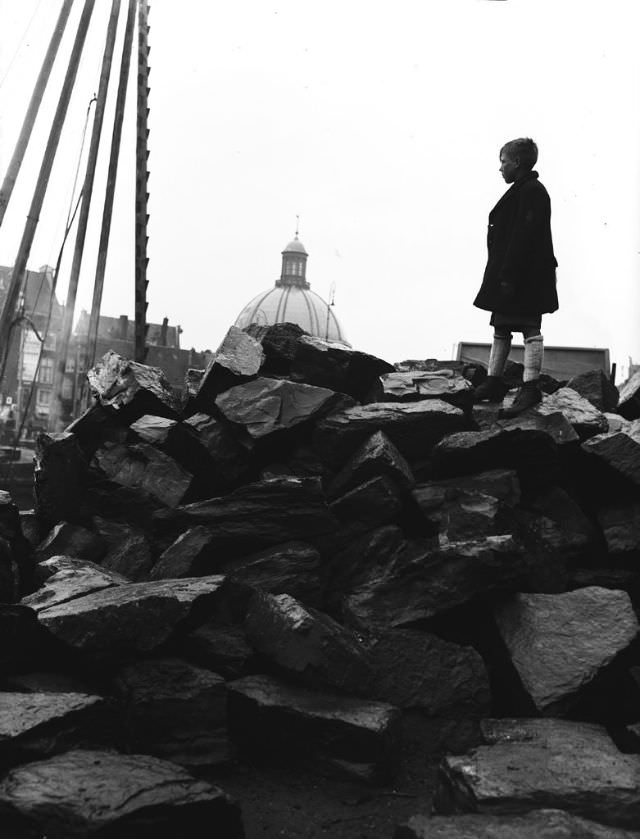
<box><xmin>412</xmin><ymin>483</ymin><xmax>514</xmax><ymax>544</ymax></box>
<box><xmin>582</xmin><ymin>428</ymin><xmax>640</xmax><ymax>488</ymax></box>
<box><xmin>535</xmin><ymin>387</ymin><xmax>609</xmax><ymax>440</ymax></box>
<box><xmin>22</xmin><ymin>557</ymin><xmax>127</xmax><ymax>612</ymax></box>
<box><xmin>342</xmin><ymin>535</ymin><xmax>526</xmax><ymax>632</ymax></box>
<box><xmin>36</xmin><ymin>575</ymin><xmax>226</xmax><ymax>654</ymax></box>
<box><xmin>435</xmin><ymin>718</ymin><xmax>640</xmax><ymax>828</ymax></box>
<box><xmin>92</xmin><ymin>441</ymin><xmax>193</xmax><ymax>508</ymax></box>
<box><xmin>93</xmin><ymin>518</ymin><xmax>154</xmax><ymax>581</ymax></box>
<box><xmin>182</xmin><ymin>412</ymin><xmax>252</xmax><ymax>491</ymax></box>
<box><xmin>598</xmin><ymin>502</ymin><xmax>640</xmax><ymax>559</ymax></box>
<box><xmin>567</xmin><ymin>368</ymin><xmax>620</xmax><ymax>413</ymax></box>
<box><xmin>329</xmin><ymin>475</ymin><xmax>403</xmax><ymax>531</ymax></box>
<box><xmin>314</xmin><ymin>400</ymin><xmax>467</xmax><ymax>467</ymax></box>
<box><xmin>0</xmin><ymin>691</ymin><xmax>105</xmax><ymax>765</ymax></box>
<box><xmin>216</xmin><ymin>376</ymin><xmax>350</xmax><ymax>441</ymax></box>
<box><xmin>368</xmin><ymin>628</ymin><xmax>490</xmax><ymax>717</ymax></box>
<box><xmin>114</xmin><ymin>657</ymin><xmax>230</xmax><ymax>767</ymax></box>
<box><xmin>395</xmin><ymin>810</ymin><xmax>640</xmax><ymax>839</ymax></box>
<box><xmin>227</xmin><ymin>673</ymin><xmax>400</xmax><ymax>783</ymax></box>
<box><xmin>618</xmin><ymin>370</ymin><xmax>640</xmax><ymax>420</ymax></box>
<box><xmin>33</xmin><ymin>432</ymin><xmax>87</xmax><ymax>529</ymax></box>
<box><xmin>245</xmin><ymin>591</ymin><xmax>374</xmax><ymax>696</ymax></box>
<box><xmin>35</xmin><ymin>522</ymin><xmax>106</xmax><ymax>564</ymax></box>
<box><xmin>87</xmin><ymin>350</ymin><xmax>182</xmax><ymax>421</ymax></box>
<box><xmin>327</xmin><ymin>430</ymin><xmax>415</xmax><ymax>499</ymax></box>
<box><xmin>0</xmin><ymin>748</ymin><xmax>244</xmax><ymax>838</ymax></box>
<box><xmin>178</xmin><ymin>623</ymin><xmax>254</xmax><ymax>679</ymax></box>
<box><xmin>154</xmin><ymin>476</ymin><xmax>337</xmax><ymax>554</ymax></box>
<box><xmin>149</xmin><ymin>525</ymin><xmax>217</xmax><ymax>580</ymax></box>
<box><xmin>196</xmin><ymin>324</ymin><xmax>264</xmax><ymax>404</ymax></box>
<box><xmin>494</xmin><ymin>587</ymin><xmax>639</xmax><ymax>713</ymax></box>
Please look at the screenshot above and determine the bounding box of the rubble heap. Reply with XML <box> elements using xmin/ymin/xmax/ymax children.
<box><xmin>1</xmin><ymin>322</ymin><xmax>640</xmax><ymax>837</ymax></box>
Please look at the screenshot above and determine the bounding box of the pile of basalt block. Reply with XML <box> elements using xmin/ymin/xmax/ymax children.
<box><xmin>2</xmin><ymin>321</ymin><xmax>640</xmax><ymax>837</ymax></box>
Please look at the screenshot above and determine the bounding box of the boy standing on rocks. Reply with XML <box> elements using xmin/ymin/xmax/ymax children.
<box><xmin>473</xmin><ymin>137</ymin><xmax>559</xmax><ymax>417</ymax></box>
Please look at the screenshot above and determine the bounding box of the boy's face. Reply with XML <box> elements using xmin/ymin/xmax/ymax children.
<box><xmin>499</xmin><ymin>151</ymin><xmax>519</xmax><ymax>183</ymax></box>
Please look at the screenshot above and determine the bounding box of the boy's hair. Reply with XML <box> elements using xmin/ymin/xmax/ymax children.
<box><xmin>501</xmin><ymin>137</ymin><xmax>538</xmax><ymax>171</ymax></box>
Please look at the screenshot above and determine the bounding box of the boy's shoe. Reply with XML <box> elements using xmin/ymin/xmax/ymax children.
<box><xmin>472</xmin><ymin>375</ymin><xmax>509</xmax><ymax>403</ymax></box>
<box><xmin>498</xmin><ymin>380</ymin><xmax>542</xmax><ymax>418</ymax></box>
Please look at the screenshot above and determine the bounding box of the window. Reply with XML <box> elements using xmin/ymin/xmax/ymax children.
<box><xmin>43</xmin><ymin>334</ymin><xmax>56</xmax><ymax>351</ymax></box>
<box><xmin>61</xmin><ymin>379</ymin><xmax>73</xmax><ymax>399</ymax></box>
<box><xmin>65</xmin><ymin>357</ymin><xmax>75</xmax><ymax>373</ymax></box>
<box><xmin>39</xmin><ymin>357</ymin><xmax>54</xmax><ymax>384</ymax></box>
<box><xmin>36</xmin><ymin>389</ymin><xmax>51</xmax><ymax>406</ymax></box>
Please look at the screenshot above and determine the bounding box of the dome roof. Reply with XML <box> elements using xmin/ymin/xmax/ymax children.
<box><xmin>282</xmin><ymin>236</ymin><xmax>308</xmax><ymax>255</ymax></box>
<box><xmin>234</xmin><ymin>285</ymin><xmax>348</xmax><ymax>344</ymax></box>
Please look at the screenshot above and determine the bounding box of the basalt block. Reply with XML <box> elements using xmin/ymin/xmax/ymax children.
<box><xmin>618</xmin><ymin>371</ymin><xmax>640</xmax><ymax>420</ymax></box>
<box><xmin>149</xmin><ymin>525</ymin><xmax>217</xmax><ymax>580</ymax></box>
<box><xmin>494</xmin><ymin>587</ymin><xmax>639</xmax><ymax>714</ymax></box>
<box><xmin>535</xmin><ymin>387</ymin><xmax>609</xmax><ymax>440</ymax></box>
<box><xmin>327</xmin><ymin>430</ymin><xmax>415</xmax><ymax>499</ymax></box>
<box><xmin>314</xmin><ymin>400</ymin><xmax>467</xmax><ymax>468</ymax></box>
<box><xmin>92</xmin><ymin>517</ymin><xmax>154</xmax><ymax>581</ymax></box>
<box><xmin>36</xmin><ymin>575</ymin><xmax>226</xmax><ymax>655</ymax></box>
<box><xmin>0</xmin><ymin>749</ymin><xmax>244</xmax><ymax>838</ymax></box>
<box><xmin>395</xmin><ymin>810</ymin><xmax>640</xmax><ymax>839</ymax></box>
<box><xmin>195</xmin><ymin>325</ymin><xmax>264</xmax><ymax>406</ymax></box>
<box><xmin>568</xmin><ymin>368</ymin><xmax>619</xmax><ymax>413</ymax></box>
<box><xmin>178</xmin><ymin>623</ymin><xmax>254</xmax><ymax>679</ymax></box>
<box><xmin>582</xmin><ymin>428</ymin><xmax>640</xmax><ymax>489</ymax></box>
<box><xmin>434</xmin><ymin>718</ymin><xmax>640</xmax><ymax>829</ymax></box>
<box><xmin>215</xmin><ymin>376</ymin><xmax>351</xmax><ymax>443</ymax></box>
<box><xmin>411</xmin><ymin>482</ymin><xmax>515</xmax><ymax>544</ymax></box>
<box><xmin>598</xmin><ymin>502</ymin><xmax>640</xmax><ymax>561</ymax></box>
<box><xmin>329</xmin><ymin>475</ymin><xmax>403</xmax><ymax>532</ymax></box>
<box><xmin>92</xmin><ymin>441</ymin><xmax>193</xmax><ymax>508</ymax></box>
<box><xmin>342</xmin><ymin>535</ymin><xmax>526</xmax><ymax>632</ymax></box>
<box><xmin>154</xmin><ymin>476</ymin><xmax>337</xmax><ymax>554</ymax></box>
<box><xmin>86</xmin><ymin>350</ymin><xmax>182</xmax><ymax>422</ymax></box>
<box><xmin>0</xmin><ymin>691</ymin><xmax>107</xmax><ymax>767</ymax></box>
<box><xmin>227</xmin><ymin>673</ymin><xmax>400</xmax><ymax>783</ymax></box>
<box><xmin>35</xmin><ymin>522</ymin><xmax>106</xmax><ymax>565</ymax></box>
<box><xmin>244</xmin><ymin>590</ymin><xmax>374</xmax><ymax>696</ymax></box>
<box><xmin>183</xmin><ymin>412</ymin><xmax>252</xmax><ymax>491</ymax></box>
<box><xmin>113</xmin><ymin>657</ymin><xmax>230</xmax><ymax>768</ymax></box>
<box><xmin>23</xmin><ymin>557</ymin><xmax>127</xmax><ymax>612</ymax></box>
<box><xmin>33</xmin><ymin>432</ymin><xmax>87</xmax><ymax>529</ymax></box>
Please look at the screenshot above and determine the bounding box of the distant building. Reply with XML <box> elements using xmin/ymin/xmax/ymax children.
<box><xmin>0</xmin><ymin>264</ymin><xmax>63</xmax><ymax>435</ymax></box>
<box><xmin>234</xmin><ymin>234</ymin><xmax>349</xmax><ymax>344</ymax></box>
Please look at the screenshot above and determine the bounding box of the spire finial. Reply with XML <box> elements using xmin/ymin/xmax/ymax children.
<box><xmin>295</xmin><ymin>214</ymin><xmax>300</xmax><ymax>238</ymax></box>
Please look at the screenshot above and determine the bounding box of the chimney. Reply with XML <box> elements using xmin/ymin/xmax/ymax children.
<box><xmin>160</xmin><ymin>317</ymin><xmax>168</xmax><ymax>346</ymax></box>
<box><xmin>119</xmin><ymin>314</ymin><xmax>128</xmax><ymax>340</ymax></box>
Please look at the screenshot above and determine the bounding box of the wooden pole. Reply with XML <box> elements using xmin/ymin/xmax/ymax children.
<box><xmin>50</xmin><ymin>0</ymin><xmax>122</xmax><ymax>430</ymax></box>
<box><xmin>0</xmin><ymin>0</ymin><xmax>96</xmax><ymax>386</ymax></box>
<box><xmin>134</xmin><ymin>0</ymin><xmax>150</xmax><ymax>363</ymax></box>
<box><xmin>0</xmin><ymin>0</ymin><xmax>75</xmax><ymax>228</ymax></box>
<box><xmin>85</xmin><ymin>0</ymin><xmax>136</xmax><ymax>375</ymax></box>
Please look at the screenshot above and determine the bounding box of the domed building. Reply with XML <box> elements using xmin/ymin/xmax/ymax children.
<box><xmin>234</xmin><ymin>235</ymin><xmax>349</xmax><ymax>344</ymax></box>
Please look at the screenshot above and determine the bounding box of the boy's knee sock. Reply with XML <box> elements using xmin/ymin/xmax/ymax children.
<box><xmin>488</xmin><ymin>334</ymin><xmax>511</xmax><ymax>377</ymax></box>
<box><xmin>523</xmin><ymin>334</ymin><xmax>544</xmax><ymax>382</ymax></box>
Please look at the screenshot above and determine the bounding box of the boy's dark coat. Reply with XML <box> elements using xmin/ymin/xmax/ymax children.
<box><xmin>474</xmin><ymin>170</ymin><xmax>559</xmax><ymax>315</ymax></box>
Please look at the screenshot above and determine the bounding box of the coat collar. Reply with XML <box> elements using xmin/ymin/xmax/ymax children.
<box><xmin>490</xmin><ymin>170</ymin><xmax>539</xmax><ymax>214</ymax></box>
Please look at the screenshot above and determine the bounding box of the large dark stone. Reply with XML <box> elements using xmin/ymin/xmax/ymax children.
<box><xmin>381</xmin><ymin>371</ymin><xmax>472</xmax><ymax>411</ymax></box>
<box><xmin>215</xmin><ymin>376</ymin><xmax>352</xmax><ymax>443</ymax></box>
<box><xmin>327</xmin><ymin>430</ymin><xmax>415</xmax><ymax>499</ymax></box>
<box><xmin>434</xmin><ymin>718</ymin><xmax>640</xmax><ymax>829</ymax></box>
<box><xmin>92</xmin><ymin>517</ymin><xmax>154</xmax><ymax>581</ymax></box>
<box><xmin>182</xmin><ymin>412</ymin><xmax>252</xmax><ymax>491</ymax></box>
<box><xmin>35</xmin><ymin>522</ymin><xmax>106</xmax><ymax>565</ymax></box>
<box><xmin>523</xmin><ymin>486</ymin><xmax>599</xmax><ymax>560</ymax></box>
<box><xmin>494</xmin><ymin>588</ymin><xmax>639</xmax><ymax>713</ymax></box>
<box><xmin>0</xmin><ymin>604</ymin><xmax>52</xmax><ymax>673</ymax></box>
<box><xmin>178</xmin><ymin>622</ymin><xmax>254</xmax><ymax>679</ymax></box>
<box><xmin>36</xmin><ymin>575</ymin><xmax>226</xmax><ymax>655</ymax></box>
<box><xmin>154</xmin><ymin>476</ymin><xmax>337</xmax><ymax>554</ymax></box>
<box><xmin>195</xmin><ymin>325</ymin><xmax>264</xmax><ymax>406</ymax></box>
<box><xmin>86</xmin><ymin>350</ymin><xmax>182</xmax><ymax>423</ymax></box>
<box><xmin>244</xmin><ymin>590</ymin><xmax>374</xmax><ymax>696</ymax></box>
<box><xmin>341</xmin><ymin>535</ymin><xmax>526</xmax><ymax>633</ymax></box>
<box><xmin>568</xmin><ymin>369</ymin><xmax>620</xmax><ymax>413</ymax></box>
<box><xmin>92</xmin><ymin>441</ymin><xmax>193</xmax><ymax>508</ymax></box>
<box><xmin>535</xmin><ymin>387</ymin><xmax>609</xmax><ymax>440</ymax></box>
<box><xmin>33</xmin><ymin>432</ymin><xmax>87</xmax><ymax>529</ymax></box>
<box><xmin>227</xmin><ymin>673</ymin><xmax>400</xmax><ymax>783</ymax></box>
<box><xmin>0</xmin><ymin>691</ymin><xmax>107</xmax><ymax>767</ymax></box>
<box><xmin>219</xmin><ymin>540</ymin><xmax>324</xmax><ymax>607</ymax></box>
<box><xmin>598</xmin><ymin>502</ymin><xmax>640</xmax><ymax>562</ymax></box>
<box><xmin>149</xmin><ymin>525</ymin><xmax>217</xmax><ymax>580</ymax></box>
<box><xmin>582</xmin><ymin>429</ymin><xmax>640</xmax><ymax>488</ymax></box>
<box><xmin>0</xmin><ymin>749</ymin><xmax>244</xmax><ymax>838</ymax></box>
<box><xmin>314</xmin><ymin>400</ymin><xmax>467</xmax><ymax>467</ymax></box>
<box><xmin>329</xmin><ymin>475</ymin><xmax>403</xmax><ymax>532</ymax></box>
<box><xmin>395</xmin><ymin>810</ymin><xmax>640</xmax><ymax>838</ymax></box>
<box><xmin>368</xmin><ymin>628</ymin><xmax>490</xmax><ymax>717</ymax></box>
<box><xmin>618</xmin><ymin>371</ymin><xmax>640</xmax><ymax>420</ymax></box>
<box><xmin>23</xmin><ymin>557</ymin><xmax>127</xmax><ymax>612</ymax></box>
<box><xmin>113</xmin><ymin>657</ymin><xmax>230</xmax><ymax>768</ymax></box>
<box><xmin>65</xmin><ymin>400</ymin><xmax>128</xmax><ymax>460</ymax></box>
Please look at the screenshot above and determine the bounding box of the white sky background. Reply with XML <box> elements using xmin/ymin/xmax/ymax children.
<box><xmin>0</xmin><ymin>0</ymin><xmax>638</xmax><ymax>376</ymax></box>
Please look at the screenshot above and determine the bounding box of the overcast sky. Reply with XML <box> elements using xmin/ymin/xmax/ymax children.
<box><xmin>0</xmin><ymin>0</ymin><xmax>638</xmax><ymax>377</ymax></box>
